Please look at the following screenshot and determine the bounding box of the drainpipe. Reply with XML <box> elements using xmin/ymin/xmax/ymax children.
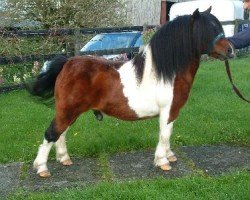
<box><xmin>160</xmin><ymin>0</ymin><xmax>167</xmax><ymax>25</ymax></box>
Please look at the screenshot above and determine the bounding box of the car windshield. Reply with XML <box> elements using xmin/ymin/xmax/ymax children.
<box><xmin>134</xmin><ymin>35</ymin><xmax>143</xmax><ymax>47</ymax></box>
<box><xmin>82</xmin><ymin>33</ymin><xmax>140</xmax><ymax>51</ymax></box>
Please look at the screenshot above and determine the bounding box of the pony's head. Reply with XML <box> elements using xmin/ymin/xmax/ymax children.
<box><xmin>191</xmin><ymin>7</ymin><xmax>235</xmax><ymax>60</ymax></box>
<box><xmin>148</xmin><ymin>8</ymin><xmax>235</xmax><ymax>82</ymax></box>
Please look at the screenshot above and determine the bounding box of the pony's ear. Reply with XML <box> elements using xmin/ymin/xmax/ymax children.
<box><xmin>192</xmin><ymin>8</ymin><xmax>200</xmax><ymax>20</ymax></box>
<box><xmin>203</xmin><ymin>6</ymin><xmax>212</xmax><ymax>14</ymax></box>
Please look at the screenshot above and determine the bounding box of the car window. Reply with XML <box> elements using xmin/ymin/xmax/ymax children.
<box><xmin>81</xmin><ymin>33</ymin><xmax>140</xmax><ymax>51</ymax></box>
<box><xmin>81</xmin><ymin>35</ymin><xmax>104</xmax><ymax>51</ymax></box>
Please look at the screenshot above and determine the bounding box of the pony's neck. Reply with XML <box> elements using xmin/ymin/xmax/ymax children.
<box><xmin>132</xmin><ymin>44</ymin><xmax>202</xmax><ymax>85</ymax></box>
<box><xmin>168</xmin><ymin>57</ymin><xmax>200</xmax><ymax>123</ymax></box>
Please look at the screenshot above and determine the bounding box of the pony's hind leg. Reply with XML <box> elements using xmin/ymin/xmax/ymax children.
<box><xmin>33</xmin><ymin>120</ymin><xmax>60</xmax><ymax>177</ymax></box>
<box><xmin>33</xmin><ymin>116</ymin><xmax>74</xmax><ymax>177</ymax></box>
<box><xmin>34</xmin><ymin>101</ymin><xmax>88</xmax><ymax>177</ymax></box>
<box><xmin>33</xmin><ymin>138</ymin><xmax>53</xmax><ymax>177</ymax></box>
<box><xmin>55</xmin><ymin>127</ymin><xmax>73</xmax><ymax>166</ymax></box>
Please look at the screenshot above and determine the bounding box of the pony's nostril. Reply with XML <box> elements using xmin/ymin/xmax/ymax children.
<box><xmin>228</xmin><ymin>47</ymin><xmax>232</xmax><ymax>54</ymax></box>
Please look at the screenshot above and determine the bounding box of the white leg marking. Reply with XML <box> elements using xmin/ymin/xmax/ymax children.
<box><xmin>55</xmin><ymin>127</ymin><xmax>71</xmax><ymax>163</ymax></box>
<box><xmin>154</xmin><ymin>109</ymin><xmax>175</xmax><ymax>167</ymax></box>
<box><xmin>33</xmin><ymin>139</ymin><xmax>53</xmax><ymax>174</ymax></box>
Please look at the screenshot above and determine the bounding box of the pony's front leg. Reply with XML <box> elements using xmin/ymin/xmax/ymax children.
<box><xmin>154</xmin><ymin>110</ymin><xmax>177</xmax><ymax>171</ymax></box>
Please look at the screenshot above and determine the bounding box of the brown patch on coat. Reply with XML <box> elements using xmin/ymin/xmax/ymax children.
<box><xmin>168</xmin><ymin>59</ymin><xmax>200</xmax><ymax>123</ymax></box>
<box><xmin>53</xmin><ymin>56</ymin><xmax>138</xmax><ymax>133</ymax></box>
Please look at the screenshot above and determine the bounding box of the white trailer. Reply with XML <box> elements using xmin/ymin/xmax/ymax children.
<box><xmin>169</xmin><ymin>0</ymin><xmax>244</xmax><ymax>37</ymax></box>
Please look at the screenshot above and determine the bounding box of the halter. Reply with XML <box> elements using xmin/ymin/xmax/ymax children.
<box><xmin>207</xmin><ymin>32</ymin><xmax>225</xmax><ymax>55</ymax></box>
<box><xmin>212</xmin><ymin>32</ymin><xmax>225</xmax><ymax>47</ymax></box>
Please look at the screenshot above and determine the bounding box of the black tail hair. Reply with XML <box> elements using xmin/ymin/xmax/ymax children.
<box><xmin>29</xmin><ymin>55</ymin><xmax>68</xmax><ymax>98</ymax></box>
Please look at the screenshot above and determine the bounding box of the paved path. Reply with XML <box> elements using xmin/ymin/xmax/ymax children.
<box><xmin>1</xmin><ymin>145</ymin><xmax>249</xmax><ymax>198</ymax></box>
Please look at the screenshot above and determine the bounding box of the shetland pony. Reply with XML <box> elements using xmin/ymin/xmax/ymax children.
<box><xmin>30</xmin><ymin>8</ymin><xmax>235</xmax><ymax>177</ymax></box>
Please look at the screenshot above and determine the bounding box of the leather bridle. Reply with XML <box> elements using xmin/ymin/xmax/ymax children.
<box><xmin>224</xmin><ymin>60</ymin><xmax>250</xmax><ymax>103</ymax></box>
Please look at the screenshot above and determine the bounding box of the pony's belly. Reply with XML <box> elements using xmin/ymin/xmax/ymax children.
<box><xmin>120</xmin><ymin>78</ymin><xmax>173</xmax><ymax>118</ymax></box>
<box><xmin>100</xmin><ymin>88</ymin><xmax>160</xmax><ymax>120</ymax></box>
<box><xmin>126</xmin><ymin>95</ymin><xmax>160</xmax><ymax>118</ymax></box>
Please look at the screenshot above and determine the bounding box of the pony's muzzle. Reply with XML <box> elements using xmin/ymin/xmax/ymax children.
<box><xmin>210</xmin><ymin>38</ymin><xmax>236</xmax><ymax>61</ymax></box>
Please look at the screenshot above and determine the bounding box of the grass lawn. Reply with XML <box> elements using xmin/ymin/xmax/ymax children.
<box><xmin>10</xmin><ymin>171</ymin><xmax>250</xmax><ymax>200</ymax></box>
<box><xmin>0</xmin><ymin>57</ymin><xmax>249</xmax><ymax>199</ymax></box>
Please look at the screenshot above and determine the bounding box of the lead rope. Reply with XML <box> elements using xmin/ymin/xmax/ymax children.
<box><xmin>225</xmin><ymin>60</ymin><xmax>250</xmax><ymax>103</ymax></box>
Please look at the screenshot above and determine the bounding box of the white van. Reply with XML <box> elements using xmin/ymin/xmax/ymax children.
<box><xmin>169</xmin><ymin>0</ymin><xmax>244</xmax><ymax>37</ymax></box>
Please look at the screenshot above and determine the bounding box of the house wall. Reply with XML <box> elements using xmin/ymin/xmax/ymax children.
<box><xmin>123</xmin><ymin>0</ymin><xmax>161</xmax><ymax>26</ymax></box>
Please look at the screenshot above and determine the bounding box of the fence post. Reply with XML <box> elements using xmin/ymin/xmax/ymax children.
<box><xmin>234</xmin><ymin>20</ymin><xmax>239</xmax><ymax>34</ymax></box>
<box><xmin>74</xmin><ymin>29</ymin><xmax>81</xmax><ymax>56</ymax></box>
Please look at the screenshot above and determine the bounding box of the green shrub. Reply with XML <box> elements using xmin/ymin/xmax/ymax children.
<box><xmin>0</xmin><ymin>62</ymin><xmax>35</xmax><ymax>86</ymax></box>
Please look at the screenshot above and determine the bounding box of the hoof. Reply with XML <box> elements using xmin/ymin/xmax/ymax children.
<box><xmin>160</xmin><ymin>164</ymin><xmax>172</xmax><ymax>171</ymax></box>
<box><xmin>61</xmin><ymin>159</ymin><xmax>73</xmax><ymax>166</ymax></box>
<box><xmin>39</xmin><ymin>170</ymin><xmax>51</xmax><ymax>178</ymax></box>
<box><xmin>168</xmin><ymin>155</ymin><xmax>177</xmax><ymax>162</ymax></box>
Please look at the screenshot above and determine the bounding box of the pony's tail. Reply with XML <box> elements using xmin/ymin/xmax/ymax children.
<box><xmin>29</xmin><ymin>55</ymin><xmax>68</xmax><ymax>98</ymax></box>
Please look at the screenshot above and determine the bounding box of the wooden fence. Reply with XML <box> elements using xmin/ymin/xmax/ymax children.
<box><xmin>0</xmin><ymin>26</ymin><xmax>143</xmax><ymax>37</ymax></box>
<box><xmin>221</xmin><ymin>19</ymin><xmax>250</xmax><ymax>34</ymax></box>
<box><xmin>0</xmin><ymin>26</ymin><xmax>146</xmax><ymax>92</ymax></box>
<box><xmin>0</xmin><ymin>20</ymin><xmax>249</xmax><ymax>65</ymax></box>
<box><xmin>0</xmin><ymin>26</ymin><xmax>149</xmax><ymax>65</ymax></box>
<box><xmin>0</xmin><ymin>47</ymin><xmax>141</xmax><ymax>65</ymax></box>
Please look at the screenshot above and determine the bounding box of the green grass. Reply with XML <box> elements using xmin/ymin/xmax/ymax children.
<box><xmin>0</xmin><ymin>58</ymin><xmax>249</xmax><ymax>164</ymax></box>
<box><xmin>10</xmin><ymin>171</ymin><xmax>250</xmax><ymax>200</ymax></box>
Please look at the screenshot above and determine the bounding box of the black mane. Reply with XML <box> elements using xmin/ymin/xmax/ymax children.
<box><xmin>133</xmin><ymin>12</ymin><xmax>223</xmax><ymax>82</ymax></box>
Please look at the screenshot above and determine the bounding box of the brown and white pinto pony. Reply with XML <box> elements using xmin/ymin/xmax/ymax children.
<box><xmin>30</xmin><ymin>8</ymin><xmax>235</xmax><ymax>177</ymax></box>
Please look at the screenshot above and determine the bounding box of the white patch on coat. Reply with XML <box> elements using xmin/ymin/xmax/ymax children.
<box><xmin>118</xmin><ymin>45</ymin><xmax>174</xmax><ymax>118</ymax></box>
